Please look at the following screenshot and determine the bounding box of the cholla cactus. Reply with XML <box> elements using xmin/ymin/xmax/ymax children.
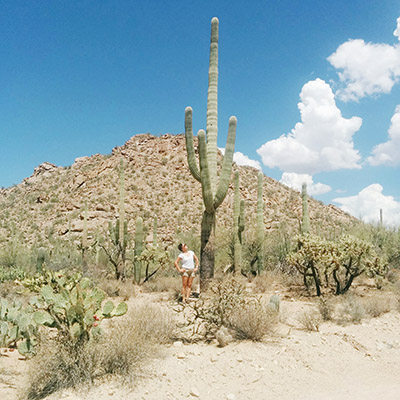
<box><xmin>329</xmin><ymin>234</ymin><xmax>388</xmax><ymax>294</ymax></box>
<box><xmin>287</xmin><ymin>234</ymin><xmax>388</xmax><ymax>296</ymax></box>
<box><xmin>185</xmin><ymin>17</ymin><xmax>237</xmax><ymax>286</ymax></box>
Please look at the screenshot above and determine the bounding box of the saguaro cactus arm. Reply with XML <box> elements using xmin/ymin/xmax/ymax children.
<box><xmin>214</xmin><ymin>116</ymin><xmax>237</xmax><ymax>209</ymax></box>
<box><xmin>184</xmin><ymin>107</ymin><xmax>201</xmax><ymax>182</ymax></box>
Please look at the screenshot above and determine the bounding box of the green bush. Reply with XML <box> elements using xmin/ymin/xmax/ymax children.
<box><xmin>180</xmin><ymin>276</ymin><xmax>278</xmax><ymax>341</ymax></box>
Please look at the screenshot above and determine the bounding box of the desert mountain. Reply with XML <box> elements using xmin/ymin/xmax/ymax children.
<box><xmin>0</xmin><ymin>134</ymin><xmax>358</xmax><ymax>249</ymax></box>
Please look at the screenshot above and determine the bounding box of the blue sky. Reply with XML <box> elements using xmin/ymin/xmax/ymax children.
<box><xmin>1</xmin><ymin>1</ymin><xmax>399</xmax><ymax>226</ymax></box>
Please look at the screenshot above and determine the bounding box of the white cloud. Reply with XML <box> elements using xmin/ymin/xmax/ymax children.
<box><xmin>256</xmin><ymin>79</ymin><xmax>362</xmax><ymax>174</ymax></box>
<box><xmin>328</xmin><ymin>17</ymin><xmax>400</xmax><ymax>101</ymax></box>
<box><xmin>367</xmin><ymin>105</ymin><xmax>400</xmax><ymax>166</ymax></box>
<box><xmin>333</xmin><ymin>183</ymin><xmax>400</xmax><ymax>227</ymax></box>
<box><xmin>395</xmin><ymin>16</ymin><xmax>400</xmax><ymax>40</ymax></box>
<box><xmin>280</xmin><ymin>172</ymin><xmax>331</xmax><ymax>196</ymax></box>
<box><xmin>219</xmin><ymin>148</ymin><xmax>262</xmax><ymax>170</ymax></box>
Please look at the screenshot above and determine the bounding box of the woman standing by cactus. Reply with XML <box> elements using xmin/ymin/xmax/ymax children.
<box><xmin>174</xmin><ymin>243</ymin><xmax>199</xmax><ymax>302</ymax></box>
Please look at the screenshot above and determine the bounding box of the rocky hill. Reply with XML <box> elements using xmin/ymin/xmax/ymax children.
<box><xmin>0</xmin><ymin>134</ymin><xmax>358</xmax><ymax>250</ymax></box>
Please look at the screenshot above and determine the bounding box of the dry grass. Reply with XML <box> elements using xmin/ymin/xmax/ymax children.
<box><xmin>297</xmin><ymin>309</ymin><xmax>322</xmax><ymax>332</ymax></box>
<box><xmin>317</xmin><ymin>297</ymin><xmax>335</xmax><ymax>321</ymax></box>
<box><xmin>24</xmin><ymin>303</ymin><xmax>177</xmax><ymax>399</ymax></box>
<box><xmin>337</xmin><ymin>295</ymin><xmax>366</xmax><ymax>324</ymax></box>
<box><xmin>228</xmin><ymin>299</ymin><xmax>278</xmax><ymax>341</ymax></box>
<box><xmin>251</xmin><ymin>273</ymin><xmax>275</xmax><ymax>293</ymax></box>
<box><xmin>363</xmin><ymin>297</ymin><xmax>391</xmax><ymax>318</ymax></box>
<box><xmin>142</xmin><ymin>276</ymin><xmax>182</xmax><ymax>294</ymax></box>
<box><xmin>25</xmin><ymin>337</ymin><xmax>100</xmax><ymax>400</ymax></box>
<box><xmin>96</xmin><ymin>278</ymin><xmax>137</xmax><ymax>300</ymax></box>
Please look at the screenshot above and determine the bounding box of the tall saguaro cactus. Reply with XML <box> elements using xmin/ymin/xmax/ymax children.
<box><xmin>301</xmin><ymin>182</ymin><xmax>310</xmax><ymax>234</ymax></box>
<box><xmin>185</xmin><ymin>17</ymin><xmax>237</xmax><ymax>286</ymax></box>
<box><xmin>256</xmin><ymin>172</ymin><xmax>264</xmax><ymax>274</ymax></box>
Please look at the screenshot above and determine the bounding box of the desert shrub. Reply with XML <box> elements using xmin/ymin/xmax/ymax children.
<box><xmin>317</xmin><ymin>297</ymin><xmax>334</xmax><ymax>321</ymax></box>
<box><xmin>337</xmin><ymin>295</ymin><xmax>366</xmax><ymax>324</ymax></box>
<box><xmin>25</xmin><ymin>303</ymin><xmax>176</xmax><ymax>398</ymax></box>
<box><xmin>25</xmin><ymin>337</ymin><xmax>100</xmax><ymax>400</ymax></box>
<box><xmin>180</xmin><ymin>276</ymin><xmax>277</xmax><ymax>341</ymax></box>
<box><xmin>297</xmin><ymin>309</ymin><xmax>322</xmax><ymax>332</ymax></box>
<box><xmin>252</xmin><ymin>273</ymin><xmax>274</xmax><ymax>293</ymax></box>
<box><xmin>99</xmin><ymin>303</ymin><xmax>176</xmax><ymax>379</ymax></box>
<box><xmin>228</xmin><ymin>299</ymin><xmax>278</xmax><ymax>341</ymax></box>
<box><xmin>363</xmin><ymin>297</ymin><xmax>391</xmax><ymax>318</ymax></box>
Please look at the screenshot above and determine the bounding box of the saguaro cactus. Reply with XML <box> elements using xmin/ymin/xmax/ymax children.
<box><xmin>256</xmin><ymin>172</ymin><xmax>264</xmax><ymax>274</ymax></box>
<box><xmin>134</xmin><ymin>216</ymin><xmax>143</xmax><ymax>283</ymax></box>
<box><xmin>301</xmin><ymin>182</ymin><xmax>310</xmax><ymax>234</ymax></box>
<box><xmin>233</xmin><ymin>171</ymin><xmax>245</xmax><ymax>273</ymax></box>
<box><xmin>81</xmin><ymin>200</ymin><xmax>89</xmax><ymax>274</ymax></box>
<box><xmin>185</xmin><ymin>17</ymin><xmax>237</xmax><ymax>286</ymax></box>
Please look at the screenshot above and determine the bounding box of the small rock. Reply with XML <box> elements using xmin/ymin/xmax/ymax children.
<box><xmin>226</xmin><ymin>394</ymin><xmax>236</xmax><ymax>400</ymax></box>
<box><xmin>177</xmin><ymin>352</ymin><xmax>186</xmax><ymax>359</ymax></box>
<box><xmin>210</xmin><ymin>354</ymin><xmax>218</xmax><ymax>362</ymax></box>
<box><xmin>190</xmin><ymin>387</ymin><xmax>200</xmax><ymax>397</ymax></box>
<box><xmin>174</xmin><ymin>341</ymin><xmax>183</xmax><ymax>348</ymax></box>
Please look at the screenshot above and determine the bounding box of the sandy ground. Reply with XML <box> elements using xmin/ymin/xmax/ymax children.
<box><xmin>1</xmin><ymin>293</ymin><xmax>400</xmax><ymax>400</ymax></box>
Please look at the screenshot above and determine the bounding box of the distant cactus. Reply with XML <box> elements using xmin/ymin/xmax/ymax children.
<box><xmin>233</xmin><ymin>171</ymin><xmax>245</xmax><ymax>273</ymax></box>
<box><xmin>36</xmin><ymin>247</ymin><xmax>46</xmax><ymax>273</ymax></box>
<box><xmin>256</xmin><ymin>172</ymin><xmax>264</xmax><ymax>274</ymax></box>
<box><xmin>301</xmin><ymin>183</ymin><xmax>310</xmax><ymax>234</ymax></box>
<box><xmin>81</xmin><ymin>200</ymin><xmax>89</xmax><ymax>274</ymax></box>
<box><xmin>134</xmin><ymin>216</ymin><xmax>144</xmax><ymax>283</ymax></box>
<box><xmin>98</xmin><ymin>160</ymin><xmax>130</xmax><ymax>280</ymax></box>
<box><xmin>184</xmin><ymin>17</ymin><xmax>237</xmax><ymax>287</ymax></box>
<box><xmin>268</xmin><ymin>294</ymin><xmax>280</xmax><ymax>312</ymax></box>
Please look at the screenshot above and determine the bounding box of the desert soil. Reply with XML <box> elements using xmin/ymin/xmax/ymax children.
<box><xmin>1</xmin><ymin>292</ymin><xmax>399</xmax><ymax>400</ymax></box>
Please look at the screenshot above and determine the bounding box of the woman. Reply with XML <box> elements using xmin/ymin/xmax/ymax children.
<box><xmin>174</xmin><ymin>243</ymin><xmax>199</xmax><ymax>302</ymax></box>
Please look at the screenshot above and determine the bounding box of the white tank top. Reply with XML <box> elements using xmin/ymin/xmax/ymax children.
<box><xmin>179</xmin><ymin>250</ymin><xmax>195</xmax><ymax>270</ymax></box>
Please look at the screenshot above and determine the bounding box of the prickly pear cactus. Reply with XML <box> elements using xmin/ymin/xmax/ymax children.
<box><xmin>2</xmin><ymin>269</ymin><xmax>128</xmax><ymax>356</ymax></box>
<box><xmin>0</xmin><ymin>299</ymin><xmax>38</xmax><ymax>357</ymax></box>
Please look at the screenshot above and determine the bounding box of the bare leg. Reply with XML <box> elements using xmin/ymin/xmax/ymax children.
<box><xmin>186</xmin><ymin>276</ymin><xmax>195</xmax><ymax>299</ymax></box>
<box><xmin>181</xmin><ymin>275</ymin><xmax>189</xmax><ymax>302</ymax></box>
